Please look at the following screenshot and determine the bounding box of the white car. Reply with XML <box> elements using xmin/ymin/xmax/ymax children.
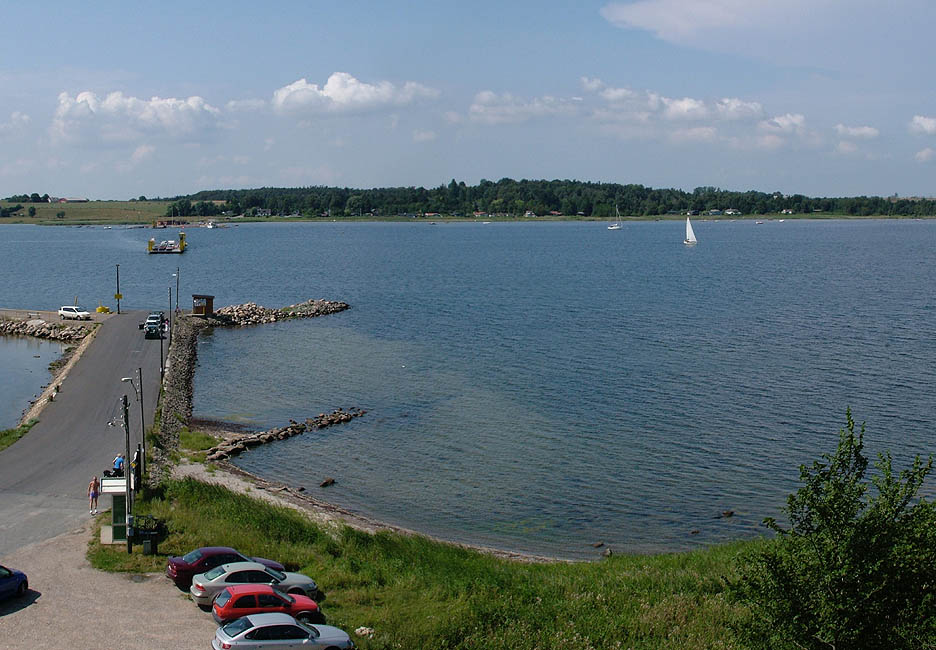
<box><xmin>58</xmin><ymin>306</ymin><xmax>91</xmax><ymax>320</ymax></box>
<box><xmin>212</xmin><ymin>613</ymin><xmax>354</xmax><ymax>650</ymax></box>
<box><xmin>190</xmin><ymin>562</ymin><xmax>318</xmax><ymax>608</ymax></box>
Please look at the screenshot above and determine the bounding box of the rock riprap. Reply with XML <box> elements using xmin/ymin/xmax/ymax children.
<box><xmin>205</xmin><ymin>407</ymin><xmax>366</xmax><ymax>461</ymax></box>
<box><xmin>211</xmin><ymin>299</ymin><xmax>349</xmax><ymax>326</ymax></box>
<box><xmin>0</xmin><ymin>318</ymin><xmax>91</xmax><ymax>341</ymax></box>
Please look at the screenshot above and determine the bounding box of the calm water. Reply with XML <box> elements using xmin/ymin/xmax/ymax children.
<box><xmin>1</xmin><ymin>220</ymin><xmax>935</xmax><ymax>557</ymax></box>
<box><xmin>0</xmin><ymin>336</ymin><xmax>66</xmax><ymax>429</ymax></box>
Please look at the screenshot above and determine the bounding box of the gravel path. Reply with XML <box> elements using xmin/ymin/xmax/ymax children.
<box><xmin>0</xmin><ymin>519</ymin><xmax>215</xmax><ymax>650</ymax></box>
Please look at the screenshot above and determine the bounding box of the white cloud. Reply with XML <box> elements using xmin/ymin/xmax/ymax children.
<box><xmin>715</xmin><ymin>98</ymin><xmax>763</xmax><ymax>120</ymax></box>
<box><xmin>443</xmin><ymin>111</ymin><xmax>463</xmax><ymax>124</ymax></box>
<box><xmin>52</xmin><ymin>91</ymin><xmax>221</xmax><ymax>144</ymax></box>
<box><xmin>580</xmin><ymin>76</ymin><xmax>605</xmax><ymax>92</ymax></box>
<box><xmin>835</xmin><ymin>141</ymin><xmax>858</xmax><ymax>155</ymax></box>
<box><xmin>835</xmin><ymin>123</ymin><xmax>878</xmax><ymax>138</ymax></box>
<box><xmin>468</xmin><ymin>91</ymin><xmax>580</xmax><ymax>124</ymax></box>
<box><xmin>226</xmin><ymin>99</ymin><xmax>267</xmax><ymax>112</ymax></box>
<box><xmin>662</xmin><ymin>97</ymin><xmax>708</xmax><ymax>120</ymax></box>
<box><xmin>131</xmin><ymin>144</ymin><xmax>154</xmax><ymax>163</ymax></box>
<box><xmin>0</xmin><ymin>111</ymin><xmax>30</xmax><ymax>135</ymax></box>
<box><xmin>909</xmin><ymin>115</ymin><xmax>936</xmax><ymax>135</ymax></box>
<box><xmin>915</xmin><ymin>147</ymin><xmax>935</xmax><ymax>162</ymax></box>
<box><xmin>272</xmin><ymin>72</ymin><xmax>439</xmax><ymax>115</ymax></box>
<box><xmin>601</xmin><ymin>0</ymin><xmax>773</xmax><ymax>41</ymax></box>
<box><xmin>759</xmin><ymin>113</ymin><xmax>805</xmax><ymax>134</ymax></box>
<box><xmin>413</xmin><ymin>129</ymin><xmax>437</xmax><ymax>142</ymax></box>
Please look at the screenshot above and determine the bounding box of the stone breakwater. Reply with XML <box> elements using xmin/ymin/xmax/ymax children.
<box><xmin>205</xmin><ymin>408</ymin><xmax>366</xmax><ymax>461</ymax></box>
<box><xmin>0</xmin><ymin>318</ymin><xmax>92</xmax><ymax>341</ymax></box>
<box><xmin>211</xmin><ymin>299</ymin><xmax>349</xmax><ymax>326</ymax></box>
<box><xmin>152</xmin><ymin>299</ymin><xmax>351</xmax><ymax>483</ymax></box>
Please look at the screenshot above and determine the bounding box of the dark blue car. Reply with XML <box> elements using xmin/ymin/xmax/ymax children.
<box><xmin>0</xmin><ymin>564</ymin><xmax>28</xmax><ymax>600</ymax></box>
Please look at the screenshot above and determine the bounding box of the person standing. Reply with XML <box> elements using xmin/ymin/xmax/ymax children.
<box><xmin>88</xmin><ymin>476</ymin><xmax>100</xmax><ymax>514</ymax></box>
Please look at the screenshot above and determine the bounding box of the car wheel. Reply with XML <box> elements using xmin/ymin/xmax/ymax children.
<box><xmin>296</xmin><ymin>611</ymin><xmax>324</xmax><ymax>624</ymax></box>
<box><xmin>16</xmin><ymin>581</ymin><xmax>27</xmax><ymax>597</ymax></box>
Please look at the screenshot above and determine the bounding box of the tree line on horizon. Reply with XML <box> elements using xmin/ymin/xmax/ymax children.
<box><xmin>174</xmin><ymin>180</ymin><xmax>936</xmax><ymax>218</ymax></box>
<box><xmin>8</xmin><ymin>180</ymin><xmax>936</xmax><ymax>218</ymax></box>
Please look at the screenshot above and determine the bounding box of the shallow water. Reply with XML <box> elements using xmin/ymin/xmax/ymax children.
<box><xmin>0</xmin><ymin>335</ymin><xmax>66</xmax><ymax>428</ymax></box>
<box><xmin>2</xmin><ymin>220</ymin><xmax>935</xmax><ymax>558</ymax></box>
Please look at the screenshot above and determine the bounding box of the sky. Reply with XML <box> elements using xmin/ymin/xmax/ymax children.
<box><xmin>1</xmin><ymin>0</ymin><xmax>935</xmax><ymax>199</ymax></box>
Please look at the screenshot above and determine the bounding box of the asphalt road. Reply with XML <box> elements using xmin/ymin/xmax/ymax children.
<box><xmin>0</xmin><ymin>311</ymin><xmax>164</xmax><ymax>556</ymax></box>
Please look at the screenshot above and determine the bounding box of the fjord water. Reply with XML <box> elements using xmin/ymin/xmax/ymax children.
<box><xmin>2</xmin><ymin>220</ymin><xmax>935</xmax><ymax>557</ymax></box>
<box><xmin>0</xmin><ymin>336</ymin><xmax>65</xmax><ymax>428</ymax></box>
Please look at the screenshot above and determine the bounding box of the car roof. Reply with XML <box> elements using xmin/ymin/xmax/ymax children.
<box><xmin>217</xmin><ymin>561</ymin><xmax>267</xmax><ymax>573</ymax></box>
<box><xmin>244</xmin><ymin>612</ymin><xmax>297</xmax><ymax>626</ymax></box>
<box><xmin>223</xmin><ymin>584</ymin><xmax>276</xmax><ymax>596</ymax></box>
<box><xmin>194</xmin><ymin>546</ymin><xmax>239</xmax><ymax>555</ymax></box>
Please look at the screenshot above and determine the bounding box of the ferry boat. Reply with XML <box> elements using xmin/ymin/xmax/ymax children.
<box><xmin>148</xmin><ymin>231</ymin><xmax>187</xmax><ymax>254</ymax></box>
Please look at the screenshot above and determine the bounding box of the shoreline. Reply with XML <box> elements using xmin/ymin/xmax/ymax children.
<box><xmin>0</xmin><ymin>309</ymin><xmax>105</xmax><ymax>426</ymax></box>
<box><xmin>162</xmin><ymin>309</ymin><xmax>566</xmax><ymax>563</ymax></box>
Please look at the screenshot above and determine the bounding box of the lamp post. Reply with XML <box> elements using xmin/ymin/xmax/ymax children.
<box><xmin>159</xmin><ymin>329</ymin><xmax>164</xmax><ymax>382</ymax></box>
<box><xmin>121</xmin><ymin>370</ymin><xmax>145</xmax><ymax>476</ymax></box>
<box><xmin>174</xmin><ymin>267</ymin><xmax>180</xmax><ymax>314</ymax></box>
<box><xmin>120</xmin><ymin>394</ymin><xmax>132</xmax><ymax>554</ymax></box>
<box><xmin>168</xmin><ymin>286</ymin><xmax>173</xmax><ymax>347</ymax></box>
<box><xmin>115</xmin><ymin>264</ymin><xmax>121</xmax><ymax>315</ymax></box>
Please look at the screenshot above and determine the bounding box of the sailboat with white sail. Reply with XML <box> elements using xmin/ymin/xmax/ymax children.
<box><xmin>683</xmin><ymin>216</ymin><xmax>697</xmax><ymax>246</ymax></box>
<box><xmin>607</xmin><ymin>204</ymin><xmax>622</xmax><ymax>230</ymax></box>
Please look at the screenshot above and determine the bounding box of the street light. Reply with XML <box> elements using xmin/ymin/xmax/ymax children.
<box><xmin>119</xmin><ymin>394</ymin><xmax>131</xmax><ymax>554</ymax></box>
<box><xmin>115</xmin><ymin>264</ymin><xmax>121</xmax><ymax>315</ymax></box>
<box><xmin>121</xmin><ymin>369</ymin><xmax>145</xmax><ymax>476</ymax></box>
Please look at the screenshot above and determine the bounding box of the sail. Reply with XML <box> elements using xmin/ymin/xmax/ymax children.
<box><xmin>685</xmin><ymin>217</ymin><xmax>697</xmax><ymax>243</ymax></box>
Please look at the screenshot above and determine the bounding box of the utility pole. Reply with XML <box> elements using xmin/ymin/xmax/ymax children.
<box><xmin>115</xmin><ymin>264</ymin><xmax>121</xmax><ymax>314</ymax></box>
<box><xmin>121</xmin><ymin>394</ymin><xmax>132</xmax><ymax>554</ymax></box>
<box><xmin>138</xmin><ymin>367</ymin><xmax>145</xmax><ymax>476</ymax></box>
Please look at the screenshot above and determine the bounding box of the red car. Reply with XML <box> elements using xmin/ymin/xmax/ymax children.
<box><xmin>166</xmin><ymin>546</ymin><xmax>285</xmax><ymax>589</ymax></box>
<box><xmin>212</xmin><ymin>584</ymin><xmax>324</xmax><ymax>625</ymax></box>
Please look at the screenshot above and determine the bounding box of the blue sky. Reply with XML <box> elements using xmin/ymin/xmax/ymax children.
<box><xmin>1</xmin><ymin>0</ymin><xmax>934</xmax><ymax>199</ymax></box>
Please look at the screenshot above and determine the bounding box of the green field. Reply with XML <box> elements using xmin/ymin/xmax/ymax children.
<box><xmin>0</xmin><ymin>200</ymin><xmax>168</xmax><ymax>225</ymax></box>
<box><xmin>89</xmin><ymin>477</ymin><xmax>755</xmax><ymax>649</ymax></box>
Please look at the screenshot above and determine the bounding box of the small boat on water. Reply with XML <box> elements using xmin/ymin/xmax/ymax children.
<box><xmin>148</xmin><ymin>231</ymin><xmax>187</xmax><ymax>254</ymax></box>
<box><xmin>607</xmin><ymin>204</ymin><xmax>622</xmax><ymax>230</ymax></box>
<box><xmin>683</xmin><ymin>216</ymin><xmax>697</xmax><ymax>246</ymax></box>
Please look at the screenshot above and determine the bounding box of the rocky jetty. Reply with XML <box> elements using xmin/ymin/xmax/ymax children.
<box><xmin>210</xmin><ymin>299</ymin><xmax>349</xmax><ymax>327</ymax></box>
<box><xmin>0</xmin><ymin>318</ymin><xmax>91</xmax><ymax>341</ymax></box>
<box><xmin>205</xmin><ymin>407</ymin><xmax>366</xmax><ymax>461</ymax></box>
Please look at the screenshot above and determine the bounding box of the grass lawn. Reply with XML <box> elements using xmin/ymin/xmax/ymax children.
<box><xmin>0</xmin><ymin>200</ymin><xmax>168</xmax><ymax>225</ymax></box>
<box><xmin>0</xmin><ymin>419</ymin><xmax>37</xmax><ymax>453</ymax></box>
<box><xmin>89</xmin><ymin>477</ymin><xmax>757</xmax><ymax>649</ymax></box>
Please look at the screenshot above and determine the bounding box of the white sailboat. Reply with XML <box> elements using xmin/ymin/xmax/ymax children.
<box><xmin>607</xmin><ymin>204</ymin><xmax>622</xmax><ymax>230</ymax></box>
<box><xmin>683</xmin><ymin>216</ymin><xmax>697</xmax><ymax>245</ymax></box>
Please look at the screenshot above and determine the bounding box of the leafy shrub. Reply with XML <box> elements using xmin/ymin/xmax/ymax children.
<box><xmin>732</xmin><ymin>410</ymin><xmax>936</xmax><ymax>649</ymax></box>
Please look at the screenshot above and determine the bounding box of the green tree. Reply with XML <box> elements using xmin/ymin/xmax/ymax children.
<box><xmin>27</xmin><ymin>206</ymin><xmax>35</xmax><ymax>217</ymax></box>
<box><xmin>732</xmin><ymin>410</ymin><xmax>936</xmax><ymax>649</ymax></box>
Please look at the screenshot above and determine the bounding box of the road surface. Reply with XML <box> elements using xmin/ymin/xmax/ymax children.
<box><xmin>0</xmin><ymin>311</ymin><xmax>163</xmax><ymax>556</ymax></box>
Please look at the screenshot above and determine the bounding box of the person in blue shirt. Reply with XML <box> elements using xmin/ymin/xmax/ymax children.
<box><xmin>113</xmin><ymin>453</ymin><xmax>125</xmax><ymax>477</ymax></box>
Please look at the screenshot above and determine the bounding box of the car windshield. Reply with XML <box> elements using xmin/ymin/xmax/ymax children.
<box><xmin>181</xmin><ymin>549</ymin><xmax>203</xmax><ymax>564</ymax></box>
<box><xmin>266</xmin><ymin>568</ymin><xmax>287</xmax><ymax>582</ymax></box>
<box><xmin>222</xmin><ymin>617</ymin><xmax>254</xmax><ymax>637</ymax></box>
<box><xmin>204</xmin><ymin>566</ymin><xmax>226</xmax><ymax>580</ymax></box>
<box><xmin>214</xmin><ymin>589</ymin><xmax>232</xmax><ymax>607</ymax></box>
<box><xmin>272</xmin><ymin>587</ymin><xmax>294</xmax><ymax>603</ymax></box>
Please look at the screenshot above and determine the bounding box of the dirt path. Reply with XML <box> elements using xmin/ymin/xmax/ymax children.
<box><xmin>0</xmin><ymin>520</ymin><xmax>215</xmax><ymax>650</ymax></box>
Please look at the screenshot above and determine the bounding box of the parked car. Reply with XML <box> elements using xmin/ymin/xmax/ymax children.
<box><xmin>211</xmin><ymin>612</ymin><xmax>353</xmax><ymax>650</ymax></box>
<box><xmin>166</xmin><ymin>547</ymin><xmax>285</xmax><ymax>590</ymax></box>
<box><xmin>58</xmin><ymin>305</ymin><xmax>91</xmax><ymax>320</ymax></box>
<box><xmin>190</xmin><ymin>562</ymin><xmax>318</xmax><ymax>608</ymax></box>
<box><xmin>0</xmin><ymin>565</ymin><xmax>28</xmax><ymax>600</ymax></box>
<box><xmin>212</xmin><ymin>584</ymin><xmax>324</xmax><ymax>625</ymax></box>
<box><xmin>144</xmin><ymin>322</ymin><xmax>162</xmax><ymax>339</ymax></box>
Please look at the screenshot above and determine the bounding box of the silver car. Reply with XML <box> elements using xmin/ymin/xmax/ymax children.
<box><xmin>211</xmin><ymin>612</ymin><xmax>353</xmax><ymax>649</ymax></box>
<box><xmin>190</xmin><ymin>561</ymin><xmax>318</xmax><ymax>608</ymax></box>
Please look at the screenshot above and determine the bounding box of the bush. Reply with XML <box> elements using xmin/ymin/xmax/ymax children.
<box><xmin>732</xmin><ymin>410</ymin><xmax>936</xmax><ymax>649</ymax></box>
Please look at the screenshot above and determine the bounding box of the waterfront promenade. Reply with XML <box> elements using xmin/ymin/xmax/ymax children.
<box><xmin>0</xmin><ymin>311</ymin><xmax>162</xmax><ymax>556</ymax></box>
